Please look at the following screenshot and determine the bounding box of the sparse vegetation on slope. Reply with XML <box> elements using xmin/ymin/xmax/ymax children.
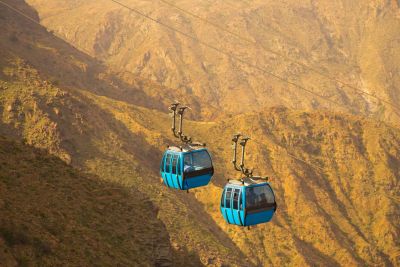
<box><xmin>0</xmin><ymin>136</ymin><xmax>173</xmax><ymax>266</ymax></box>
<box><xmin>189</xmin><ymin>108</ymin><xmax>400</xmax><ymax>266</ymax></box>
<box><xmin>0</xmin><ymin>5</ymin><xmax>251</xmax><ymax>262</ymax></box>
<box><xmin>26</xmin><ymin>0</ymin><xmax>400</xmax><ymax>124</ymax></box>
<box><xmin>0</xmin><ymin>70</ymin><xmax>248</xmax><ymax>266</ymax></box>
<box><xmin>0</xmin><ymin>1</ymin><xmax>399</xmax><ymax>266</ymax></box>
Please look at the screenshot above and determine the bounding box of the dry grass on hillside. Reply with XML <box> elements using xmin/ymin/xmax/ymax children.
<box><xmin>0</xmin><ymin>0</ymin><xmax>399</xmax><ymax>266</ymax></box>
<box><xmin>0</xmin><ymin>136</ymin><xmax>173</xmax><ymax>267</ymax></box>
<box><xmin>27</xmin><ymin>0</ymin><xmax>400</xmax><ymax>124</ymax></box>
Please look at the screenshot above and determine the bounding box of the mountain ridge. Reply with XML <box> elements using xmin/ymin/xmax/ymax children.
<box><xmin>0</xmin><ymin>0</ymin><xmax>399</xmax><ymax>266</ymax></box>
<box><xmin>25</xmin><ymin>0</ymin><xmax>400</xmax><ymax>123</ymax></box>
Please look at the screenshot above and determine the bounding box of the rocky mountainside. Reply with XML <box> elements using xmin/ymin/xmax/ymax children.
<box><xmin>191</xmin><ymin>108</ymin><xmax>400</xmax><ymax>266</ymax></box>
<box><xmin>26</xmin><ymin>0</ymin><xmax>400</xmax><ymax>123</ymax></box>
<box><xmin>0</xmin><ymin>1</ymin><xmax>250</xmax><ymax>265</ymax></box>
<box><xmin>0</xmin><ymin>136</ymin><xmax>172</xmax><ymax>267</ymax></box>
<box><xmin>0</xmin><ymin>0</ymin><xmax>399</xmax><ymax>266</ymax></box>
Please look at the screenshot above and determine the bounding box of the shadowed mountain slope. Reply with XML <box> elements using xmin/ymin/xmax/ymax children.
<box><xmin>0</xmin><ymin>2</ymin><xmax>251</xmax><ymax>265</ymax></box>
<box><xmin>0</xmin><ymin>136</ymin><xmax>173</xmax><ymax>267</ymax></box>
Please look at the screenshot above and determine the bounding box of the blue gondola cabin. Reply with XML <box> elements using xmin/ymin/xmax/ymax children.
<box><xmin>220</xmin><ymin>178</ymin><xmax>277</xmax><ymax>226</ymax></box>
<box><xmin>160</xmin><ymin>146</ymin><xmax>214</xmax><ymax>190</ymax></box>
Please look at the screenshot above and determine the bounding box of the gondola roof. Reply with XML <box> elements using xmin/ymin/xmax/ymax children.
<box><xmin>167</xmin><ymin>144</ymin><xmax>206</xmax><ymax>153</ymax></box>
<box><xmin>228</xmin><ymin>177</ymin><xmax>268</xmax><ymax>186</ymax></box>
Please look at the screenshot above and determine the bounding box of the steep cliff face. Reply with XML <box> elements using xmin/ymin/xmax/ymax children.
<box><xmin>26</xmin><ymin>0</ymin><xmax>400</xmax><ymax>123</ymax></box>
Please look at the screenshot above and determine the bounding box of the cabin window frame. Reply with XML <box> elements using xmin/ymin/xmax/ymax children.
<box><xmin>183</xmin><ymin>150</ymin><xmax>213</xmax><ymax>173</ymax></box>
<box><xmin>239</xmin><ymin>190</ymin><xmax>243</xmax><ymax>210</ymax></box>
<box><xmin>171</xmin><ymin>155</ymin><xmax>178</xmax><ymax>174</ymax></box>
<box><xmin>176</xmin><ymin>155</ymin><xmax>181</xmax><ymax>175</ymax></box>
<box><xmin>233</xmin><ymin>188</ymin><xmax>240</xmax><ymax>210</ymax></box>
<box><xmin>221</xmin><ymin>188</ymin><xmax>226</xmax><ymax>207</ymax></box>
<box><xmin>245</xmin><ymin>184</ymin><xmax>276</xmax><ymax>213</ymax></box>
<box><xmin>225</xmin><ymin>188</ymin><xmax>232</xmax><ymax>208</ymax></box>
<box><xmin>160</xmin><ymin>153</ymin><xmax>166</xmax><ymax>172</ymax></box>
<box><xmin>165</xmin><ymin>153</ymin><xmax>172</xmax><ymax>173</ymax></box>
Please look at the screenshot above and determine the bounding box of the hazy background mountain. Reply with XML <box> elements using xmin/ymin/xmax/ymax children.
<box><xmin>0</xmin><ymin>0</ymin><xmax>399</xmax><ymax>266</ymax></box>
<box><xmin>25</xmin><ymin>0</ymin><xmax>400</xmax><ymax>123</ymax></box>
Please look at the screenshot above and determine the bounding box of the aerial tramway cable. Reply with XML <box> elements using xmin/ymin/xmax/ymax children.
<box><xmin>156</xmin><ymin>0</ymin><xmax>399</xmax><ymax>112</ymax></box>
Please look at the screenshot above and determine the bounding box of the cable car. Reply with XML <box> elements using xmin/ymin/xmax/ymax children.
<box><xmin>220</xmin><ymin>178</ymin><xmax>276</xmax><ymax>226</ymax></box>
<box><xmin>220</xmin><ymin>133</ymin><xmax>277</xmax><ymax>227</ymax></box>
<box><xmin>160</xmin><ymin>102</ymin><xmax>214</xmax><ymax>191</ymax></box>
<box><xmin>160</xmin><ymin>146</ymin><xmax>214</xmax><ymax>190</ymax></box>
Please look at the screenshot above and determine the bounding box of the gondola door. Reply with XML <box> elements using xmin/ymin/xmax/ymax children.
<box><xmin>163</xmin><ymin>153</ymin><xmax>172</xmax><ymax>188</ymax></box>
<box><xmin>170</xmin><ymin>154</ymin><xmax>179</xmax><ymax>189</ymax></box>
<box><xmin>231</xmin><ymin>188</ymin><xmax>244</xmax><ymax>226</ymax></box>
<box><xmin>225</xmin><ymin>187</ymin><xmax>234</xmax><ymax>224</ymax></box>
<box><xmin>175</xmin><ymin>154</ymin><xmax>184</xmax><ymax>189</ymax></box>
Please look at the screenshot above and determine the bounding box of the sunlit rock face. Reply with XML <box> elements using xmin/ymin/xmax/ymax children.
<box><xmin>27</xmin><ymin>0</ymin><xmax>400</xmax><ymax>124</ymax></box>
<box><xmin>1</xmin><ymin>0</ymin><xmax>399</xmax><ymax>266</ymax></box>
